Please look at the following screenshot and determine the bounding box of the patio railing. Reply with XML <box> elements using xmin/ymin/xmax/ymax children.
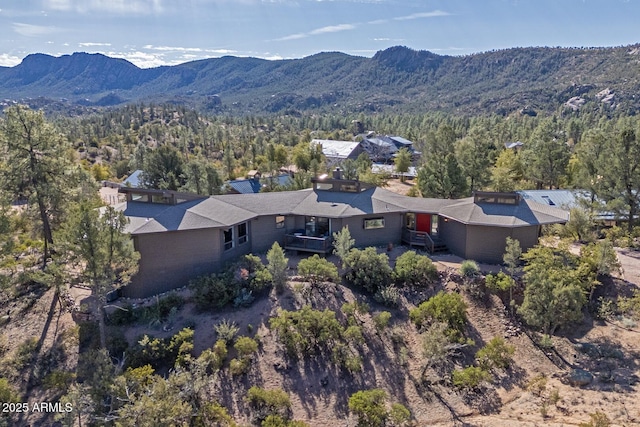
<box><xmin>284</xmin><ymin>234</ymin><xmax>333</xmax><ymax>254</ymax></box>
<box><xmin>402</xmin><ymin>228</ymin><xmax>435</xmax><ymax>253</ymax></box>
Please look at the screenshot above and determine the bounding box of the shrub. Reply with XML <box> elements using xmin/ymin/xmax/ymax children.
<box><xmin>298</xmin><ymin>254</ymin><xmax>339</xmax><ymax>285</ymax></box>
<box><xmin>618</xmin><ymin>289</ymin><xmax>640</xmax><ymax>319</ymax></box>
<box><xmin>343</xmin><ymin>355</ymin><xmax>363</xmax><ymax>373</ymax></box>
<box><xmin>198</xmin><ymin>340</ymin><xmax>227</xmax><ymax>372</ymax></box>
<box><xmin>485</xmin><ymin>272</ymin><xmax>516</xmax><ymax>293</ymax></box>
<box><xmin>198</xmin><ymin>401</ymin><xmax>237</xmax><ymax>427</ymax></box>
<box><xmin>43</xmin><ymin>370</ymin><xmax>76</xmax><ymax>390</ymax></box>
<box><xmin>230</xmin><ymin>358</ymin><xmax>250</xmax><ymax>376</ymax></box>
<box><xmin>374</xmin><ymin>286</ymin><xmax>401</xmax><ymax>307</ymax></box>
<box><xmin>373</xmin><ymin>311</ymin><xmax>392</xmax><ymax>331</ymax></box>
<box><xmin>246</xmin><ymin>387</ymin><xmax>291</xmax><ymax>422</ymax></box>
<box><xmin>126</xmin><ymin>335</ymin><xmax>168</xmax><ymax>369</ymax></box>
<box><xmin>333</xmin><ymin>226</ymin><xmax>355</xmax><ymax>268</ymax></box>
<box><xmin>262</xmin><ymin>415</ymin><xmax>310</xmax><ymax>427</ymax></box>
<box><xmin>526</xmin><ymin>374</ymin><xmax>547</xmax><ymax>396</ymax></box>
<box><xmin>0</xmin><ymin>377</ymin><xmax>19</xmax><ymax>403</ymax></box>
<box><xmin>459</xmin><ymin>260</ymin><xmax>480</xmax><ymax>278</ymax></box>
<box><xmin>343</xmin><ymin>325</ymin><xmax>365</xmax><ymax>345</ymax></box>
<box><xmin>191</xmin><ymin>273</ymin><xmax>237</xmax><ymax>310</ymax></box>
<box><xmin>348</xmin><ymin>389</ymin><xmax>387</xmax><ymax>427</ymax></box>
<box><xmin>266</xmin><ymin>242</ymin><xmax>287</xmax><ymax>293</ymax></box>
<box><xmin>579</xmin><ymin>411</ymin><xmax>611</xmax><ymax>427</ymax></box>
<box><xmin>393</xmin><ymin>251</ymin><xmax>438</xmax><ymax>286</ymax></box>
<box><xmin>233</xmin><ymin>288</ymin><xmax>255</xmax><ymax>308</ymax></box>
<box><xmin>236</xmin><ymin>254</ymin><xmax>271</xmax><ymax>292</ymax></box>
<box><xmin>12</xmin><ymin>337</ymin><xmax>38</xmax><ymax>370</ymax></box>
<box><xmin>168</xmin><ymin>327</ymin><xmax>195</xmax><ymax>367</ymax></box>
<box><xmin>107</xmin><ymin>303</ymin><xmax>137</xmax><ymax>325</ymax></box>
<box><xmin>452</xmin><ymin>366</ymin><xmax>491</xmax><ymax>390</ymax></box>
<box><xmin>345</xmin><ymin>247</ymin><xmax>392</xmax><ymax>294</ymax></box>
<box><xmin>476</xmin><ymin>336</ymin><xmax>515</xmax><ymax>370</ymax></box>
<box><xmin>234</xmin><ymin>336</ymin><xmax>259</xmax><ymax>358</ymax></box>
<box><xmin>409</xmin><ymin>291</ymin><xmax>467</xmax><ymax>339</ymax></box>
<box><xmin>388</xmin><ymin>403</ymin><xmax>411</xmax><ymax>426</ymax></box>
<box><xmin>269</xmin><ymin>306</ymin><xmax>342</xmax><ymax>357</ymax></box>
<box><xmin>215</xmin><ymin>319</ymin><xmax>239</xmax><ymax>344</ymax></box>
<box><xmin>421</xmin><ymin>321</ymin><xmax>453</xmax><ymax>366</ymax></box>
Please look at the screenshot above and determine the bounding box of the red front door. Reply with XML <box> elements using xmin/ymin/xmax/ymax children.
<box><xmin>416</xmin><ymin>214</ymin><xmax>431</xmax><ymax>234</ymax></box>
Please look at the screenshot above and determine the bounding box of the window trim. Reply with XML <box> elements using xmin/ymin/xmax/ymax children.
<box><xmin>363</xmin><ymin>217</ymin><xmax>385</xmax><ymax>230</ymax></box>
<box><xmin>238</xmin><ymin>222</ymin><xmax>248</xmax><ymax>245</ymax></box>
<box><xmin>223</xmin><ymin>227</ymin><xmax>234</xmax><ymax>251</ymax></box>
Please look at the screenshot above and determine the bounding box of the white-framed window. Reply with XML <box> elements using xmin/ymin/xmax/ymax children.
<box><xmin>363</xmin><ymin>218</ymin><xmax>385</xmax><ymax>229</ymax></box>
<box><xmin>276</xmin><ymin>215</ymin><xmax>285</xmax><ymax>229</ymax></box>
<box><xmin>223</xmin><ymin>227</ymin><xmax>234</xmax><ymax>251</ymax></box>
<box><xmin>238</xmin><ymin>222</ymin><xmax>248</xmax><ymax>245</ymax></box>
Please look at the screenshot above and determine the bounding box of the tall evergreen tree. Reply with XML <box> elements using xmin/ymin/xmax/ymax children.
<box><xmin>522</xmin><ymin>117</ymin><xmax>570</xmax><ymax>189</ymax></box>
<box><xmin>142</xmin><ymin>144</ymin><xmax>186</xmax><ymax>190</ymax></box>
<box><xmin>394</xmin><ymin>147</ymin><xmax>412</xmax><ymax>182</ymax></box>
<box><xmin>61</xmin><ymin>203</ymin><xmax>139</xmax><ymax>348</ymax></box>
<box><xmin>598</xmin><ymin>124</ymin><xmax>640</xmax><ymax>233</ymax></box>
<box><xmin>0</xmin><ymin>105</ymin><xmax>71</xmax><ymax>266</ymax></box>
<box><xmin>417</xmin><ymin>126</ymin><xmax>466</xmax><ymax>198</ymax></box>
<box><xmin>455</xmin><ymin>126</ymin><xmax>495</xmax><ymax>192</ymax></box>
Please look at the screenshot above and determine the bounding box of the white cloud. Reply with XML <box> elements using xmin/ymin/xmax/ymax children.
<box><xmin>275</xmin><ymin>33</ymin><xmax>307</xmax><ymax>41</ymax></box>
<box><xmin>394</xmin><ymin>10</ymin><xmax>450</xmax><ymax>21</ymax></box>
<box><xmin>309</xmin><ymin>23</ymin><xmax>356</xmax><ymax>35</ymax></box>
<box><xmin>106</xmin><ymin>50</ymin><xmax>169</xmax><ymax>68</ymax></box>
<box><xmin>79</xmin><ymin>42</ymin><xmax>112</xmax><ymax>47</ymax></box>
<box><xmin>143</xmin><ymin>45</ymin><xmax>204</xmax><ymax>52</ymax></box>
<box><xmin>275</xmin><ymin>22</ymin><xmax>356</xmax><ymax>41</ymax></box>
<box><xmin>0</xmin><ymin>53</ymin><xmax>21</xmax><ymax>67</ymax></box>
<box><xmin>43</xmin><ymin>0</ymin><xmax>164</xmax><ymax>14</ymax></box>
<box><xmin>12</xmin><ymin>22</ymin><xmax>61</xmax><ymax>37</ymax></box>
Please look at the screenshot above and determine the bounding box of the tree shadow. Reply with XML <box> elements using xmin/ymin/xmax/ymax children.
<box><xmin>461</xmin><ymin>386</ymin><xmax>503</xmax><ymax>415</ymax></box>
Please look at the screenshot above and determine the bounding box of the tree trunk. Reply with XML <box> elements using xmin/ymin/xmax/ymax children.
<box><xmin>36</xmin><ymin>194</ymin><xmax>54</xmax><ymax>267</ymax></box>
<box><xmin>98</xmin><ymin>305</ymin><xmax>107</xmax><ymax>349</ymax></box>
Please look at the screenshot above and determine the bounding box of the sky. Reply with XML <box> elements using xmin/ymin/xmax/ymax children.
<box><xmin>0</xmin><ymin>0</ymin><xmax>639</xmax><ymax>68</ymax></box>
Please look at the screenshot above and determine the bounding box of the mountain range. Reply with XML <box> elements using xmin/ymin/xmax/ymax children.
<box><xmin>1</xmin><ymin>45</ymin><xmax>639</xmax><ymax>115</ymax></box>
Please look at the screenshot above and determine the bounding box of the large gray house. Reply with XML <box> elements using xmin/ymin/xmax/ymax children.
<box><xmin>114</xmin><ymin>173</ymin><xmax>569</xmax><ymax>298</ymax></box>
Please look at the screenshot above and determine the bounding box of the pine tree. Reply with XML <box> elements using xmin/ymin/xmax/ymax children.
<box><xmin>0</xmin><ymin>105</ymin><xmax>71</xmax><ymax>266</ymax></box>
<box><xmin>61</xmin><ymin>203</ymin><xmax>139</xmax><ymax>348</ymax></box>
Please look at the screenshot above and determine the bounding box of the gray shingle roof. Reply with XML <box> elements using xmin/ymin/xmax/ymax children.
<box><xmin>312</xmin><ymin>139</ymin><xmax>361</xmax><ymax>159</ymax></box>
<box><xmin>438</xmin><ymin>198</ymin><xmax>569</xmax><ymax>227</ymax></box>
<box><xmin>117</xmin><ymin>186</ymin><xmax>568</xmax><ymax>235</ymax></box>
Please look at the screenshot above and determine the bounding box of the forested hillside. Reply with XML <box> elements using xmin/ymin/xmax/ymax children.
<box><xmin>2</xmin><ymin>86</ymin><xmax>640</xmax><ymax>425</ymax></box>
<box><xmin>2</xmin><ymin>44</ymin><xmax>640</xmax><ymax>115</ymax></box>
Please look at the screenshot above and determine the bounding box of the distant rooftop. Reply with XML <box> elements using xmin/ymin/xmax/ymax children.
<box><xmin>312</xmin><ymin>139</ymin><xmax>361</xmax><ymax>159</ymax></box>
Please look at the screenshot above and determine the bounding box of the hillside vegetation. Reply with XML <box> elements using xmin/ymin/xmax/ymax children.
<box><xmin>1</xmin><ymin>44</ymin><xmax>640</xmax><ymax>115</ymax></box>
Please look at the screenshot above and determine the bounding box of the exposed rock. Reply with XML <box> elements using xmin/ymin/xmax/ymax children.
<box><xmin>566</xmin><ymin>368</ymin><xmax>593</xmax><ymax>387</ymax></box>
<box><xmin>565</xmin><ymin>96</ymin><xmax>586</xmax><ymax>111</ymax></box>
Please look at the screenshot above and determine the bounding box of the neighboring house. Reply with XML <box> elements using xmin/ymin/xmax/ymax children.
<box><xmin>225</xmin><ymin>172</ymin><xmax>293</xmax><ymax>194</ymax></box>
<box><xmin>122</xmin><ymin>170</ymin><xmax>143</xmax><ymax>188</ymax></box>
<box><xmin>362</xmin><ymin>137</ymin><xmax>398</xmax><ymax>162</ymax></box>
<box><xmin>115</xmin><ymin>173</ymin><xmax>569</xmax><ymax>298</ymax></box>
<box><xmin>504</xmin><ymin>141</ymin><xmax>524</xmax><ymax>150</ymax></box>
<box><xmin>371</xmin><ymin>164</ymin><xmax>417</xmax><ymax>179</ymax></box>
<box><xmin>362</xmin><ymin>135</ymin><xmax>421</xmax><ymax>163</ymax></box>
<box><xmin>311</xmin><ymin>139</ymin><xmax>364</xmax><ymax>167</ymax></box>
<box><xmin>517</xmin><ymin>189</ymin><xmax>616</xmax><ymax>223</ymax></box>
